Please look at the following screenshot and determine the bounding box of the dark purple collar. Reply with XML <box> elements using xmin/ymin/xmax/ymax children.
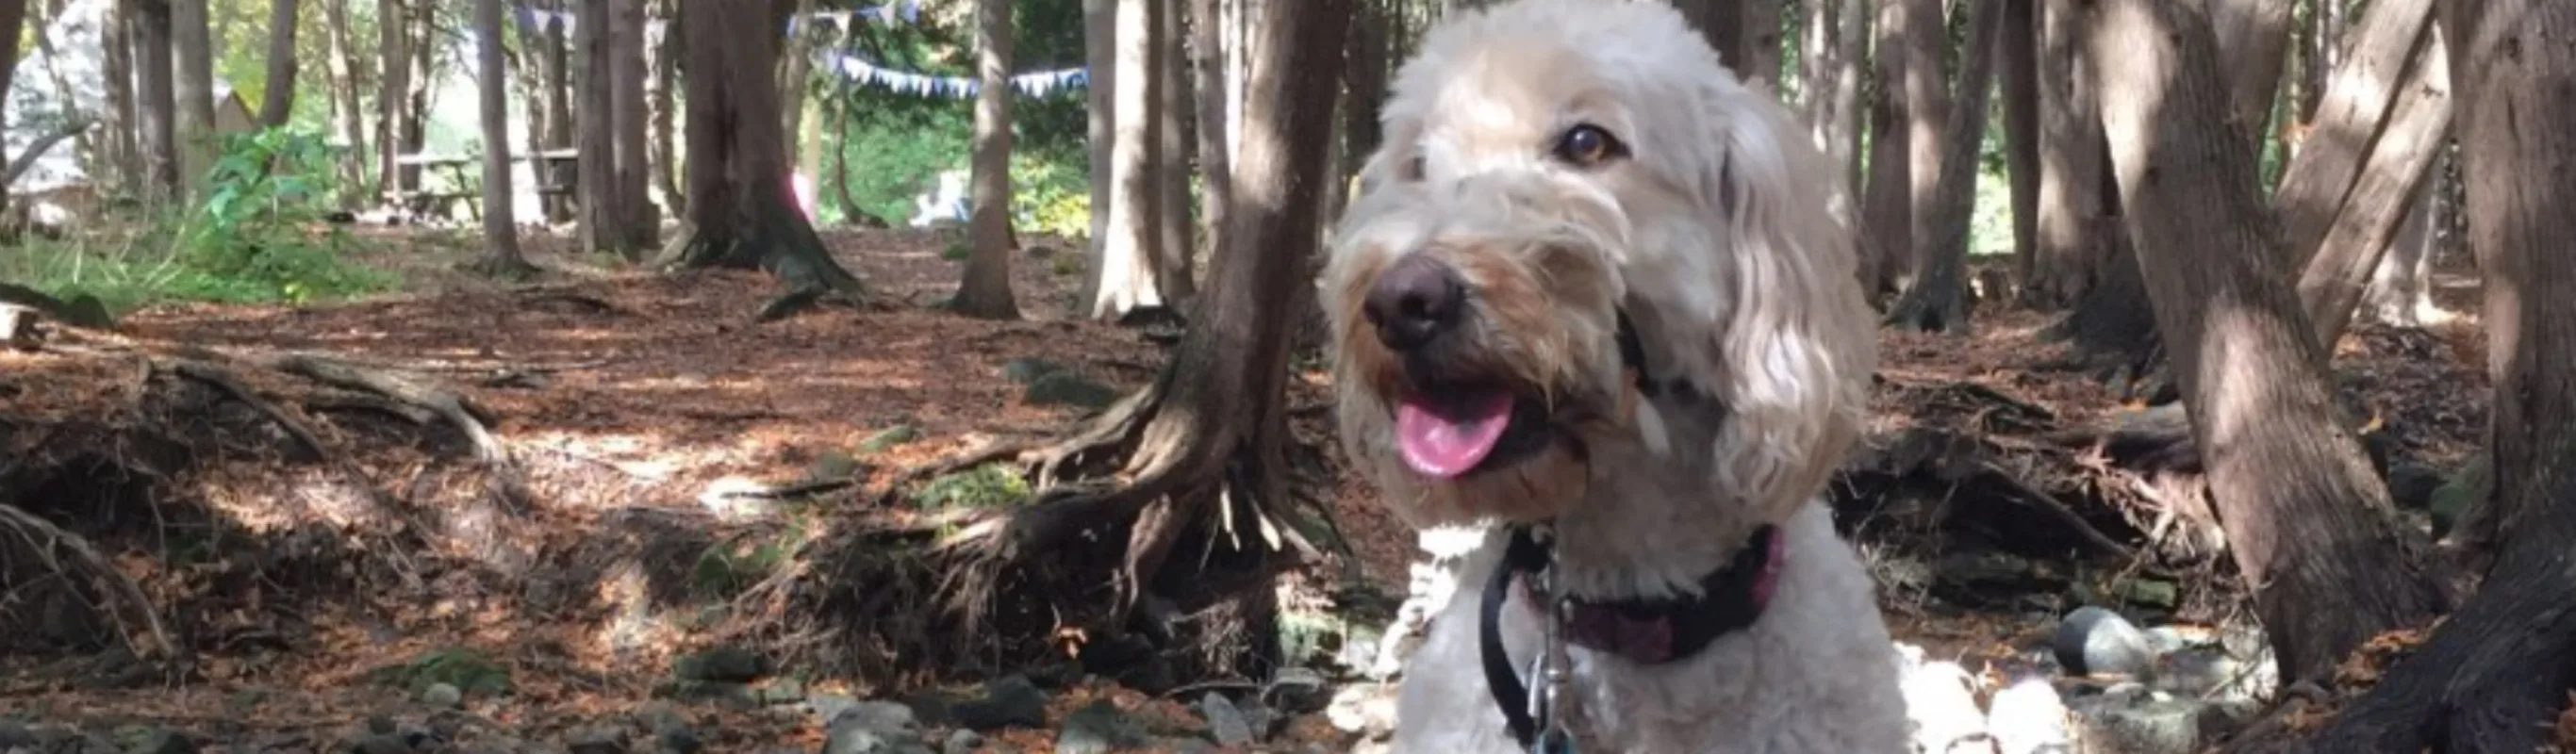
<box><xmin>1519</xmin><ymin>524</ymin><xmax>1784</xmax><ymax>664</ymax></box>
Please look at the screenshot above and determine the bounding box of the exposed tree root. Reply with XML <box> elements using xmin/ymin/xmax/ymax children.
<box><xmin>0</xmin><ymin>500</ymin><xmax>181</xmax><ymax>664</ymax></box>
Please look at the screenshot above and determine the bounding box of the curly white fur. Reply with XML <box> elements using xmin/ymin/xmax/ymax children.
<box><xmin>1321</xmin><ymin>0</ymin><xmax>1907</xmax><ymax>750</ymax></box>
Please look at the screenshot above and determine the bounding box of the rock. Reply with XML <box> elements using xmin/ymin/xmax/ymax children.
<box><xmin>1263</xmin><ymin>666</ymin><xmax>1333</xmax><ymax>714</ymax></box>
<box><xmin>2386</xmin><ymin>463</ymin><xmax>2446</xmax><ymax>511</ymax></box>
<box><xmin>2053</xmin><ymin>606</ymin><xmax>2159</xmax><ymax>680</ymax></box>
<box><xmin>940</xmin><ymin>729</ymin><xmax>984</xmax><ymax>754</ymax></box>
<box><xmin>344</xmin><ymin>733</ymin><xmax>414</xmax><ymax>754</ymax></box>
<box><xmin>636</xmin><ymin>701</ymin><xmax>701</xmax><ymax>754</ymax></box>
<box><xmin>1985</xmin><ymin>676</ymin><xmax>2072</xmax><ymax>754</ymax></box>
<box><xmin>665</xmin><ymin>680</ymin><xmax>761</xmax><ymax>710</ymax></box>
<box><xmin>672</xmin><ymin>646</ymin><xmax>769</xmax><ymax>683</ymax></box>
<box><xmin>1324</xmin><ymin>683</ymin><xmax>1400</xmax><ymax>740</ymax></box>
<box><xmin>0</xmin><ymin>720</ymin><xmax>36</xmax><ymax>748</ymax></box>
<box><xmin>1024</xmin><ymin>372</ymin><xmax>1121</xmax><ymax>410</ymax></box>
<box><xmin>1895</xmin><ymin>651</ymin><xmax>1991</xmax><ymax>754</ymax></box>
<box><xmin>421</xmin><ymin>682</ymin><xmax>465</xmax><ymax>709</ymax></box>
<box><xmin>2067</xmin><ymin>696</ymin><xmax>2254</xmax><ymax>754</ymax></box>
<box><xmin>367</xmin><ymin>716</ymin><xmax>399</xmax><ymax>736</ymax></box>
<box><xmin>1150</xmin><ymin>737</ymin><xmax>1216</xmax><ymax>754</ymax></box>
<box><xmin>823</xmin><ymin>701</ymin><xmax>930</xmax><ymax>754</ymax></box>
<box><xmin>1000</xmin><ymin>358</ymin><xmax>1069</xmax><ymax>385</ymax></box>
<box><xmin>952</xmin><ymin>676</ymin><xmax>1050</xmax><ymax>731</ymax></box>
<box><xmin>1199</xmin><ymin>693</ymin><xmax>1256</xmax><ymax>746</ymax></box>
<box><xmin>564</xmin><ymin>725</ymin><xmax>632</xmax><ymax>754</ymax></box>
<box><xmin>1054</xmin><ymin>701</ymin><xmax>1149</xmax><ymax>754</ymax></box>
<box><xmin>113</xmin><ymin>726</ymin><xmax>198</xmax><ymax>754</ymax></box>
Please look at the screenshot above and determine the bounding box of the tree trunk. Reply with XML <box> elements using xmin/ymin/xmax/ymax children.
<box><xmin>0</xmin><ymin>1</ymin><xmax>27</xmax><ymax>133</ymax></box>
<box><xmin>1153</xmin><ymin>0</ymin><xmax>1195</xmax><ymax>300</ymax></box>
<box><xmin>256</xmin><ymin>0</ymin><xmax>297</xmax><ymax>127</ymax></box>
<box><xmin>105</xmin><ymin>0</ymin><xmax>140</xmax><ymax>195</ymax></box>
<box><xmin>1189</xmin><ymin>0</ymin><xmax>1230</xmax><ymax>270</ymax></box>
<box><xmin>2029</xmin><ymin>0</ymin><xmax>2111</xmax><ymax>307</ymax></box>
<box><xmin>1089</xmin><ymin>0</ymin><xmax>1170</xmax><ymax>320</ymax></box>
<box><xmin>1887</xmin><ymin>0</ymin><xmax>2005</xmax><ymax>333</ymax></box>
<box><xmin>2204</xmin><ymin>0</ymin><xmax>2296</xmax><ymax>151</ymax></box>
<box><xmin>400</xmin><ymin>0</ymin><xmax>432</xmax><ymax>192</ymax></box>
<box><xmin>1080</xmin><ymin>0</ymin><xmax>1115</xmax><ymax>307</ymax></box>
<box><xmin>2085</xmin><ymin>0</ymin><xmax>2449</xmax><ymax>685</ymax></box>
<box><xmin>2000</xmin><ymin>0</ymin><xmax>2040</xmax><ymax>291</ymax></box>
<box><xmin>576</xmin><ymin>0</ymin><xmax>619</xmax><ymax>254</ymax></box>
<box><xmin>323</xmin><ymin>0</ymin><xmax>364</xmax><ymax>204</ymax></box>
<box><xmin>2359</xmin><ymin>158</ymin><xmax>2436</xmax><ymax>328</ymax></box>
<box><xmin>2295</xmin><ymin>29</ymin><xmax>2451</xmax><ymax>352</ymax></box>
<box><xmin>543</xmin><ymin>3</ymin><xmax>573</xmax><ymax>222</ymax></box>
<box><xmin>1742</xmin><ymin>0</ymin><xmax>1784</xmax><ymax>91</ymax></box>
<box><xmin>649</xmin><ymin>0</ymin><xmax>680</xmax><ymax>220</ymax></box>
<box><xmin>951</xmin><ymin>0</ymin><xmax>1020</xmax><ymax>320</ymax></box>
<box><xmin>1831</xmin><ymin>0</ymin><xmax>1869</xmax><ymax>201</ymax></box>
<box><xmin>2268</xmin><ymin>0</ymin><xmax>2436</xmax><ymax>271</ymax></box>
<box><xmin>375</xmin><ymin>0</ymin><xmax>409</xmax><ymax>199</ymax></box>
<box><xmin>670</xmin><ymin>0</ymin><xmax>864</xmax><ymax>298</ymax></box>
<box><xmin>610</xmin><ymin>0</ymin><xmax>653</xmax><ymax>249</ymax></box>
<box><xmin>994</xmin><ymin>0</ymin><xmax>1349</xmax><ymax>646</ymax></box>
<box><xmin>171</xmin><ymin>0</ymin><xmax>212</xmax><ymax>190</ymax></box>
<box><xmin>133</xmin><ymin>0</ymin><xmax>180</xmax><ymax>204</ymax></box>
<box><xmin>473</xmin><ymin>0</ymin><xmax>533</xmax><ymax>276</ymax></box>
<box><xmin>1858</xmin><ymin>0</ymin><xmax>1912</xmax><ymax>300</ymax></box>
<box><xmin>1343</xmin><ymin>0</ymin><xmax>1388</xmax><ymax>178</ymax></box>
<box><xmin>2299</xmin><ymin>0</ymin><xmax>2345</xmax><ymax>124</ymax></box>
<box><xmin>1898</xmin><ymin>0</ymin><xmax>1950</xmax><ymax>283</ymax></box>
<box><xmin>2301</xmin><ymin>6</ymin><xmax>2576</xmax><ymax>749</ymax></box>
<box><xmin>1678</xmin><ymin>0</ymin><xmax>1746</xmax><ymax>76</ymax></box>
<box><xmin>773</xmin><ymin>0</ymin><xmax>811</xmax><ymax>153</ymax></box>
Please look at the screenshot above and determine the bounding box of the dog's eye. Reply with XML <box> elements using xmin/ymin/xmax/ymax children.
<box><xmin>1552</xmin><ymin>124</ymin><xmax>1627</xmax><ymax>167</ymax></box>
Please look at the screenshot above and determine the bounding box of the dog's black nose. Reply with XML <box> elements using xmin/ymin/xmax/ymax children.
<box><xmin>1363</xmin><ymin>254</ymin><xmax>1466</xmax><ymax>352</ymax></box>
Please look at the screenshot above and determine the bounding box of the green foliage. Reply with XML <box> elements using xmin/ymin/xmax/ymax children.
<box><xmin>178</xmin><ymin>127</ymin><xmax>392</xmax><ymax>303</ymax></box>
<box><xmin>386</xmin><ymin>647</ymin><xmax>513</xmax><ymax>697</ymax></box>
<box><xmin>913</xmin><ymin>464</ymin><xmax>1032</xmax><ymax>510</ymax></box>
<box><xmin>693</xmin><ymin>534</ymin><xmax>795</xmax><ymax>598</ymax></box>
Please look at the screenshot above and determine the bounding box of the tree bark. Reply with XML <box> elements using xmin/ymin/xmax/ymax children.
<box><xmin>1830</xmin><ymin>0</ymin><xmax>1869</xmax><ymax>203</ymax></box>
<box><xmin>576</xmin><ymin>0</ymin><xmax>621</xmax><ymax>254</ymax></box>
<box><xmin>2000</xmin><ymin>0</ymin><xmax>2040</xmax><ymax>288</ymax></box>
<box><xmin>1858</xmin><ymin>0</ymin><xmax>1913</xmax><ymax>300</ymax></box>
<box><xmin>2085</xmin><ymin>0</ymin><xmax>2449</xmax><ymax>685</ymax></box>
<box><xmin>132</xmin><ymin>0</ymin><xmax>180</xmax><ymax>204</ymax></box>
<box><xmin>2295</xmin><ymin>29</ymin><xmax>2451</xmax><ymax>352</ymax></box>
<box><xmin>0</xmin><ymin>0</ymin><xmax>28</xmax><ymax>130</ymax></box>
<box><xmin>1153</xmin><ymin>0</ymin><xmax>1195</xmax><ymax>300</ymax></box>
<box><xmin>323</xmin><ymin>0</ymin><xmax>364</xmax><ymax>203</ymax></box>
<box><xmin>952</xmin><ymin>0</ymin><xmax>1020</xmax><ymax>320</ymax></box>
<box><xmin>610</xmin><ymin>0</ymin><xmax>653</xmax><ymax>249</ymax></box>
<box><xmin>256</xmin><ymin>0</ymin><xmax>297</xmax><ymax>127</ymax></box>
<box><xmin>649</xmin><ymin>0</ymin><xmax>680</xmax><ymax>220</ymax></box>
<box><xmin>2268</xmin><ymin>0</ymin><xmax>2437</xmax><ymax>271</ymax></box>
<box><xmin>670</xmin><ymin>0</ymin><xmax>865</xmax><ymax>297</ymax></box>
<box><xmin>1887</xmin><ymin>0</ymin><xmax>2005</xmax><ymax>333</ymax></box>
<box><xmin>1089</xmin><ymin>0</ymin><xmax>1170</xmax><ymax>319</ymax></box>
<box><xmin>1080</xmin><ymin>0</ymin><xmax>1115</xmax><ymax>307</ymax></box>
<box><xmin>2204</xmin><ymin>0</ymin><xmax>2296</xmax><ymax>151</ymax></box>
<box><xmin>104</xmin><ymin>0</ymin><xmax>140</xmax><ymax>194</ymax></box>
<box><xmin>473</xmin><ymin>0</ymin><xmax>534</xmax><ymax>275</ymax></box>
<box><xmin>2029</xmin><ymin>0</ymin><xmax>2110</xmax><ymax>307</ymax></box>
<box><xmin>2302</xmin><ymin>6</ymin><xmax>2576</xmax><ymax>749</ymax></box>
<box><xmin>2359</xmin><ymin>160</ymin><xmax>2436</xmax><ymax>328</ymax></box>
<box><xmin>1899</xmin><ymin>0</ymin><xmax>1950</xmax><ymax>282</ymax></box>
<box><xmin>375</xmin><ymin>0</ymin><xmax>410</xmax><ymax>199</ymax></box>
<box><xmin>1189</xmin><ymin>0</ymin><xmax>1230</xmax><ymax>272</ymax></box>
<box><xmin>1742</xmin><ymin>0</ymin><xmax>1784</xmax><ymax>91</ymax></box>
<box><xmin>543</xmin><ymin>3</ymin><xmax>574</xmax><ymax>222</ymax></box>
<box><xmin>1677</xmin><ymin>0</ymin><xmax>1746</xmax><ymax>76</ymax></box>
<box><xmin>2298</xmin><ymin>0</ymin><xmax>2345</xmax><ymax>124</ymax></box>
<box><xmin>171</xmin><ymin>0</ymin><xmax>212</xmax><ymax>190</ymax></box>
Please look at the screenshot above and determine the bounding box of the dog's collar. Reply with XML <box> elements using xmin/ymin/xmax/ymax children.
<box><xmin>1478</xmin><ymin>524</ymin><xmax>1784</xmax><ymax>747</ymax></box>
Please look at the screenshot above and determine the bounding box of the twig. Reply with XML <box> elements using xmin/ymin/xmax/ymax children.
<box><xmin>0</xmin><ymin>500</ymin><xmax>179</xmax><ymax>663</ymax></box>
<box><xmin>1975</xmin><ymin>460</ymin><xmax>2139</xmax><ymax>561</ymax></box>
<box><xmin>719</xmin><ymin>477</ymin><xmax>860</xmax><ymax>500</ymax></box>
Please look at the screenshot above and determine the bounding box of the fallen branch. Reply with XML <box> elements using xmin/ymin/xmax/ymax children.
<box><xmin>1978</xmin><ymin>460</ymin><xmax>2139</xmax><ymax>560</ymax></box>
<box><xmin>2</xmin><ymin>119</ymin><xmax>93</xmax><ymax>188</ymax></box>
<box><xmin>265</xmin><ymin>353</ymin><xmax>508</xmax><ymax>465</ymax></box>
<box><xmin>0</xmin><ymin>500</ymin><xmax>179</xmax><ymax>664</ymax></box>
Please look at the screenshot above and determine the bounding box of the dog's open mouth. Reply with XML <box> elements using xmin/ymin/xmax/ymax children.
<box><xmin>1394</xmin><ymin>385</ymin><xmax>1557</xmax><ymax>479</ymax></box>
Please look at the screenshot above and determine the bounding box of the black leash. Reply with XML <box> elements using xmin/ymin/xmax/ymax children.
<box><xmin>1480</xmin><ymin>525</ymin><xmax>1559</xmax><ymax>748</ymax></box>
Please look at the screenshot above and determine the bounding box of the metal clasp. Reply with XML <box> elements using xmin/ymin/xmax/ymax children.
<box><xmin>1526</xmin><ymin>550</ymin><xmax>1577</xmax><ymax>754</ymax></box>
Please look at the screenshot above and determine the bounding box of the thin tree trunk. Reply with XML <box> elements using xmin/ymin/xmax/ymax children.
<box><xmin>2302</xmin><ymin>5</ymin><xmax>2576</xmax><ymax>748</ymax></box>
<box><xmin>473</xmin><ymin>0</ymin><xmax>532</xmax><ymax>274</ymax></box>
<box><xmin>2086</xmin><ymin>0</ymin><xmax>2450</xmax><ymax>685</ymax></box>
<box><xmin>610</xmin><ymin>0</ymin><xmax>653</xmax><ymax>249</ymax></box>
<box><xmin>774</xmin><ymin>0</ymin><xmax>812</xmax><ymax>154</ymax></box>
<box><xmin>2301</xmin><ymin>0</ymin><xmax>2345</xmax><ymax>125</ymax></box>
<box><xmin>1678</xmin><ymin>0</ymin><xmax>1746</xmax><ymax>76</ymax></box>
<box><xmin>1831</xmin><ymin>0</ymin><xmax>1868</xmax><ymax>199</ymax></box>
<box><xmin>650</xmin><ymin>0</ymin><xmax>680</xmax><ymax>220</ymax></box>
<box><xmin>323</xmin><ymin>0</ymin><xmax>366</xmax><ymax>205</ymax></box>
<box><xmin>1090</xmin><ymin>0</ymin><xmax>1169</xmax><ymax>319</ymax></box>
<box><xmin>1887</xmin><ymin>0</ymin><xmax>2004</xmax><ymax>333</ymax></box>
<box><xmin>2268</xmin><ymin>0</ymin><xmax>2437</xmax><ymax>270</ymax></box>
<box><xmin>1189</xmin><ymin>0</ymin><xmax>1230</xmax><ymax>274</ymax></box>
<box><xmin>1743</xmin><ymin>0</ymin><xmax>1784</xmax><ymax>91</ymax></box>
<box><xmin>133</xmin><ymin>0</ymin><xmax>179</xmax><ymax>203</ymax></box>
<box><xmin>256</xmin><ymin>0</ymin><xmax>298</xmax><ymax>127</ymax></box>
<box><xmin>376</xmin><ymin>0</ymin><xmax>410</xmax><ymax>199</ymax></box>
<box><xmin>104</xmin><ymin>0</ymin><xmax>140</xmax><ymax>194</ymax></box>
<box><xmin>576</xmin><ymin>0</ymin><xmax>619</xmax><ymax>254</ymax></box>
<box><xmin>543</xmin><ymin>2</ymin><xmax>573</xmax><ymax>222</ymax></box>
<box><xmin>1080</xmin><ymin>0</ymin><xmax>1115</xmax><ymax>307</ymax></box>
<box><xmin>2295</xmin><ymin>28</ymin><xmax>2451</xmax><ymax>352</ymax></box>
<box><xmin>1153</xmin><ymin>0</ymin><xmax>1195</xmax><ymax>300</ymax></box>
<box><xmin>2000</xmin><ymin>0</ymin><xmax>2040</xmax><ymax>290</ymax></box>
<box><xmin>171</xmin><ymin>0</ymin><xmax>212</xmax><ymax>190</ymax></box>
<box><xmin>2204</xmin><ymin>0</ymin><xmax>2296</xmax><ymax>151</ymax></box>
<box><xmin>0</xmin><ymin>0</ymin><xmax>28</xmax><ymax>127</ymax></box>
<box><xmin>1858</xmin><ymin>0</ymin><xmax>1913</xmax><ymax>300</ymax></box>
<box><xmin>1899</xmin><ymin>0</ymin><xmax>1950</xmax><ymax>285</ymax></box>
<box><xmin>952</xmin><ymin>0</ymin><xmax>1019</xmax><ymax>320</ymax></box>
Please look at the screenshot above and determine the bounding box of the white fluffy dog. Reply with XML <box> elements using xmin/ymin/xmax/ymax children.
<box><xmin>1320</xmin><ymin>0</ymin><xmax>1907</xmax><ymax>750</ymax></box>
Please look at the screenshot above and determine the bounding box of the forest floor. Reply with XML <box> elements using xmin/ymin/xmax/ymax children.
<box><xmin>0</xmin><ymin>224</ymin><xmax>2498</xmax><ymax>752</ymax></box>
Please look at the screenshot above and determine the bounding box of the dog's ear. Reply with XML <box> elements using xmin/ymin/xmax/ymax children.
<box><xmin>1690</xmin><ymin>82</ymin><xmax>1876</xmax><ymax>512</ymax></box>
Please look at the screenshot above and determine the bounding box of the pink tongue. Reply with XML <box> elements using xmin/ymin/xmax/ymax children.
<box><xmin>1395</xmin><ymin>391</ymin><xmax>1516</xmax><ymax>479</ymax></box>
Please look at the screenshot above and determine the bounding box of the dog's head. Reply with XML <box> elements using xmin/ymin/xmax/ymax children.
<box><xmin>1322</xmin><ymin>0</ymin><xmax>1874</xmax><ymax>529</ymax></box>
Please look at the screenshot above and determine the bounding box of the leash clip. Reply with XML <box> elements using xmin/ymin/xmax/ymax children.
<box><xmin>1527</xmin><ymin>538</ymin><xmax>1577</xmax><ymax>754</ymax></box>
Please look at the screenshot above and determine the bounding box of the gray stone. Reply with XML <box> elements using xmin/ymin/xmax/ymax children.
<box><xmin>344</xmin><ymin>733</ymin><xmax>414</xmax><ymax>754</ymax></box>
<box><xmin>2068</xmin><ymin>696</ymin><xmax>2254</xmax><ymax>754</ymax></box>
<box><xmin>421</xmin><ymin>682</ymin><xmax>464</xmax><ymax>709</ymax></box>
<box><xmin>115</xmin><ymin>726</ymin><xmax>198</xmax><ymax>754</ymax></box>
<box><xmin>564</xmin><ymin>725</ymin><xmax>632</xmax><ymax>754</ymax></box>
<box><xmin>672</xmin><ymin>646</ymin><xmax>769</xmax><ymax>683</ymax></box>
<box><xmin>0</xmin><ymin>720</ymin><xmax>36</xmax><ymax>748</ymax></box>
<box><xmin>1053</xmin><ymin>701</ymin><xmax>1148</xmax><ymax>754</ymax></box>
<box><xmin>1198</xmin><ymin>693</ymin><xmax>1255</xmax><ymax>746</ymax></box>
<box><xmin>1264</xmin><ymin>666</ymin><xmax>1332</xmax><ymax>714</ymax></box>
<box><xmin>1023</xmin><ymin>372</ymin><xmax>1120</xmax><ymax>410</ymax></box>
<box><xmin>2053</xmin><ymin>606</ymin><xmax>2158</xmax><ymax>680</ymax></box>
<box><xmin>822</xmin><ymin>700</ymin><xmax>931</xmax><ymax>754</ymax></box>
<box><xmin>940</xmin><ymin>729</ymin><xmax>984</xmax><ymax>754</ymax></box>
<box><xmin>952</xmin><ymin>676</ymin><xmax>1049</xmax><ymax>731</ymax></box>
<box><xmin>1000</xmin><ymin>358</ymin><xmax>1069</xmax><ymax>385</ymax></box>
<box><xmin>1150</xmin><ymin>737</ymin><xmax>1217</xmax><ymax>754</ymax></box>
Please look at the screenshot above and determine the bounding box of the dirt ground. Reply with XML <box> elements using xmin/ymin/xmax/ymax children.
<box><xmin>0</xmin><ymin>225</ymin><xmax>2497</xmax><ymax>751</ymax></box>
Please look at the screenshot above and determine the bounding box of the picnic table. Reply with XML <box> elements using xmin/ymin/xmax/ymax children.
<box><xmin>389</xmin><ymin>150</ymin><xmax>585</xmax><ymax>222</ymax></box>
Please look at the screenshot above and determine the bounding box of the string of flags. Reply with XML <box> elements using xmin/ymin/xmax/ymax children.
<box><xmin>519</xmin><ymin>2</ymin><xmax>919</xmax><ymax>36</ymax></box>
<box><xmin>826</xmin><ymin>55</ymin><xmax>1089</xmax><ymax>99</ymax></box>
